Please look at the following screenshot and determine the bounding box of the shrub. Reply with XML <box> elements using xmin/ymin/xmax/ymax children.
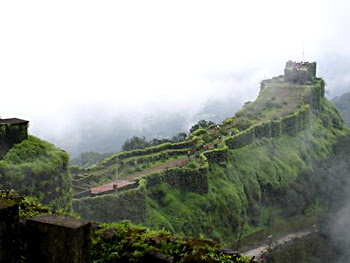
<box><xmin>190</xmin><ymin>120</ymin><xmax>215</xmax><ymax>133</ymax></box>
<box><xmin>253</xmin><ymin>121</ymin><xmax>272</xmax><ymax>139</ymax></box>
<box><xmin>0</xmin><ymin>136</ymin><xmax>72</xmax><ymax>210</ymax></box>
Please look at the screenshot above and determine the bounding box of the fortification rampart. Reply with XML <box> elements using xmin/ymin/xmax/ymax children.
<box><xmin>0</xmin><ymin>198</ymin><xmax>91</xmax><ymax>263</ymax></box>
<box><xmin>73</xmin><ymin>181</ymin><xmax>147</xmax><ymax>223</ymax></box>
<box><xmin>73</xmin><ymin>104</ymin><xmax>315</xmax><ymax>223</ymax></box>
<box><xmin>225</xmin><ymin>105</ymin><xmax>311</xmax><ymax>149</ymax></box>
<box><xmin>72</xmin><ymin>64</ymin><xmax>327</xmax><ymax>224</ymax></box>
<box><xmin>102</xmin><ymin>138</ymin><xmax>198</xmax><ymax>166</ymax></box>
<box><xmin>73</xmin><ymin>162</ymin><xmax>209</xmax><ymax>222</ymax></box>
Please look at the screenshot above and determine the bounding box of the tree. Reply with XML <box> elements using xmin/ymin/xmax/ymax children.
<box><xmin>171</xmin><ymin>132</ymin><xmax>187</xmax><ymax>143</ymax></box>
<box><xmin>122</xmin><ymin>136</ymin><xmax>148</xmax><ymax>151</ymax></box>
<box><xmin>190</xmin><ymin>120</ymin><xmax>215</xmax><ymax>133</ymax></box>
<box><xmin>148</xmin><ymin>138</ymin><xmax>170</xmax><ymax>147</ymax></box>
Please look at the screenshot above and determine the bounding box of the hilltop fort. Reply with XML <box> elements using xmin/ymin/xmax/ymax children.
<box><xmin>71</xmin><ymin>60</ymin><xmax>340</xmax><ymax>230</ymax></box>
<box><xmin>284</xmin><ymin>60</ymin><xmax>317</xmax><ymax>84</ymax></box>
<box><xmin>0</xmin><ymin>60</ymin><xmax>347</xmax><ymax>257</ymax></box>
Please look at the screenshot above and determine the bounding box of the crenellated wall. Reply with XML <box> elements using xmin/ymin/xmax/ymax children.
<box><xmin>225</xmin><ymin>105</ymin><xmax>311</xmax><ymax>150</ymax></box>
<box><xmin>72</xmin><ymin>104</ymin><xmax>315</xmax><ymax>224</ymax></box>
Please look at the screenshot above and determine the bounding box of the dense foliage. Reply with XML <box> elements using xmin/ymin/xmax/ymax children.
<box><xmin>266</xmin><ymin>232</ymin><xmax>340</xmax><ymax>263</ymax></box>
<box><xmin>332</xmin><ymin>90</ymin><xmax>350</xmax><ymax>127</ymax></box>
<box><xmin>0</xmin><ymin>190</ymin><xmax>253</xmax><ymax>263</ymax></box>
<box><xmin>121</xmin><ymin>133</ymin><xmax>189</xmax><ymax>152</ymax></box>
<box><xmin>92</xmin><ymin>221</ymin><xmax>254</xmax><ymax>263</ymax></box>
<box><xmin>190</xmin><ymin>120</ymin><xmax>215</xmax><ymax>133</ymax></box>
<box><xmin>144</xmin><ymin>98</ymin><xmax>348</xmax><ymax>247</ymax></box>
<box><xmin>266</xmin><ymin>135</ymin><xmax>350</xmax><ymax>262</ymax></box>
<box><xmin>72</xmin><ymin>73</ymin><xmax>349</xmax><ymax>252</ymax></box>
<box><xmin>122</xmin><ymin>136</ymin><xmax>149</xmax><ymax>151</ymax></box>
<box><xmin>0</xmin><ymin>136</ymin><xmax>72</xmax><ymax>210</ymax></box>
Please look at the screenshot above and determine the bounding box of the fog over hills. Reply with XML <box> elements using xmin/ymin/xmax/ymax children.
<box><xmin>1</xmin><ymin>0</ymin><xmax>350</xmax><ymax>157</ymax></box>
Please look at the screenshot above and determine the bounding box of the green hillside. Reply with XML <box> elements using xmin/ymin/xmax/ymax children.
<box><xmin>0</xmin><ymin>136</ymin><xmax>72</xmax><ymax>210</ymax></box>
<box><xmin>332</xmin><ymin>90</ymin><xmax>350</xmax><ymax>127</ymax></box>
<box><xmin>71</xmin><ymin>61</ymin><xmax>349</xmax><ymax>250</ymax></box>
<box><xmin>0</xmin><ymin>190</ymin><xmax>253</xmax><ymax>263</ymax></box>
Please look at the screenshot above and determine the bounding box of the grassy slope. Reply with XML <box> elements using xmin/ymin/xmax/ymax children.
<box><xmin>68</xmin><ymin>73</ymin><xmax>347</xmax><ymax>251</ymax></box>
<box><xmin>235</xmin><ymin>80</ymin><xmax>313</xmax><ymax>123</ymax></box>
<box><xmin>332</xmin><ymin>90</ymin><xmax>350</xmax><ymax>127</ymax></box>
<box><xmin>145</xmin><ymin>97</ymin><xmax>348</xmax><ymax>247</ymax></box>
<box><xmin>0</xmin><ymin>190</ymin><xmax>253</xmax><ymax>263</ymax></box>
<box><xmin>0</xmin><ymin>136</ymin><xmax>72</xmax><ymax>210</ymax></box>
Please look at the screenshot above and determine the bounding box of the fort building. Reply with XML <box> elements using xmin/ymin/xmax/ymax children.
<box><xmin>284</xmin><ymin>60</ymin><xmax>316</xmax><ymax>84</ymax></box>
<box><xmin>0</xmin><ymin>118</ymin><xmax>29</xmax><ymax>158</ymax></box>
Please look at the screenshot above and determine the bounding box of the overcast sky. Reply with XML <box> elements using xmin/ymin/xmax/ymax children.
<box><xmin>1</xmin><ymin>0</ymin><xmax>350</xmax><ymax>154</ymax></box>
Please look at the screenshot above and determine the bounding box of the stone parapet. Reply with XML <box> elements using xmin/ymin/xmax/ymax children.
<box><xmin>26</xmin><ymin>215</ymin><xmax>91</xmax><ymax>263</ymax></box>
<box><xmin>0</xmin><ymin>198</ymin><xmax>19</xmax><ymax>263</ymax></box>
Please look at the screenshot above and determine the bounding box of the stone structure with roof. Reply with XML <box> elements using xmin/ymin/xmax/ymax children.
<box><xmin>0</xmin><ymin>118</ymin><xmax>29</xmax><ymax>158</ymax></box>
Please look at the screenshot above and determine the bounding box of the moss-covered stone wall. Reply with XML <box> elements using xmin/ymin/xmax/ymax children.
<box><xmin>0</xmin><ymin>123</ymin><xmax>28</xmax><ymax>159</ymax></box>
<box><xmin>102</xmin><ymin>138</ymin><xmax>198</xmax><ymax>165</ymax></box>
<box><xmin>73</xmin><ymin>165</ymin><xmax>210</xmax><ymax>223</ymax></box>
<box><xmin>146</xmin><ymin>167</ymin><xmax>209</xmax><ymax>195</ymax></box>
<box><xmin>202</xmin><ymin>147</ymin><xmax>228</xmax><ymax>164</ymax></box>
<box><xmin>225</xmin><ymin>105</ymin><xmax>311</xmax><ymax>149</ymax></box>
<box><xmin>73</xmin><ymin>183</ymin><xmax>147</xmax><ymax>223</ymax></box>
<box><xmin>225</xmin><ymin>126</ymin><xmax>255</xmax><ymax>149</ymax></box>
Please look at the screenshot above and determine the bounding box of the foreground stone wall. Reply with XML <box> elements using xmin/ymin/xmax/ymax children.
<box><xmin>0</xmin><ymin>198</ymin><xmax>91</xmax><ymax>263</ymax></box>
<box><xmin>0</xmin><ymin>199</ymin><xmax>19</xmax><ymax>262</ymax></box>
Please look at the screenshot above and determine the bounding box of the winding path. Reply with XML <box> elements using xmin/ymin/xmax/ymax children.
<box><xmin>242</xmin><ymin>230</ymin><xmax>312</xmax><ymax>258</ymax></box>
<box><xmin>90</xmin><ymin>157</ymin><xmax>189</xmax><ymax>195</ymax></box>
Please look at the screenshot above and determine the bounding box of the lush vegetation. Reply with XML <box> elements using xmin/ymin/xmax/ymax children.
<box><xmin>0</xmin><ymin>136</ymin><xmax>72</xmax><ymax>210</ymax></box>
<box><xmin>332</xmin><ymin>90</ymin><xmax>350</xmax><ymax>127</ymax></box>
<box><xmin>266</xmin><ymin>232</ymin><xmax>339</xmax><ymax>263</ymax></box>
<box><xmin>92</xmin><ymin>222</ymin><xmax>253</xmax><ymax>263</ymax></box>
<box><xmin>144</xmin><ymin>97</ymin><xmax>348</xmax><ymax>248</ymax></box>
<box><xmin>2</xmin><ymin>62</ymin><xmax>349</xmax><ymax>261</ymax></box>
<box><xmin>0</xmin><ymin>190</ymin><xmax>254</xmax><ymax>263</ymax></box>
<box><xmin>70</xmin><ymin>138</ymin><xmax>198</xmax><ymax>196</ymax></box>
<box><xmin>190</xmin><ymin>119</ymin><xmax>215</xmax><ymax>133</ymax></box>
<box><xmin>121</xmin><ymin>133</ymin><xmax>189</xmax><ymax>152</ymax></box>
<box><xmin>70</xmin><ymin>70</ymin><xmax>349</xmax><ymax>253</ymax></box>
<box><xmin>265</xmin><ymin>134</ymin><xmax>350</xmax><ymax>262</ymax></box>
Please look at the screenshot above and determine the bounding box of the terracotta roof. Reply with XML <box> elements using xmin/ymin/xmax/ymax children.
<box><xmin>0</xmin><ymin>118</ymin><xmax>29</xmax><ymax>125</ymax></box>
<box><xmin>90</xmin><ymin>180</ymin><xmax>134</xmax><ymax>195</ymax></box>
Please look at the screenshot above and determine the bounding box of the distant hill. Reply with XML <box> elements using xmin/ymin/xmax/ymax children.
<box><xmin>71</xmin><ymin>61</ymin><xmax>350</xmax><ymax>249</ymax></box>
<box><xmin>332</xmin><ymin>91</ymin><xmax>350</xmax><ymax>127</ymax></box>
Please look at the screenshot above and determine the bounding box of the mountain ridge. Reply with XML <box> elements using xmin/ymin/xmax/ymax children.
<box><xmin>71</xmin><ymin>61</ymin><xmax>349</xmax><ymax>249</ymax></box>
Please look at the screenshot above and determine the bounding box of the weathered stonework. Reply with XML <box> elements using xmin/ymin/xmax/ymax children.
<box><xmin>0</xmin><ymin>198</ymin><xmax>19</xmax><ymax>263</ymax></box>
<box><xmin>284</xmin><ymin>61</ymin><xmax>316</xmax><ymax>84</ymax></box>
<box><xmin>0</xmin><ymin>118</ymin><xmax>29</xmax><ymax>158</ymax></box>
<box><xmin>26</xmin><ymin>215</ymin><xmax>91</xmax><ymax>263</ymax></box>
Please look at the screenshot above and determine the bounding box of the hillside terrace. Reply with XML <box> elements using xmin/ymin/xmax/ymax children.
<box><xmin>71</xmin><ymin>61</ymin><xmax>320</xmax><ymax>197</ymax></box>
